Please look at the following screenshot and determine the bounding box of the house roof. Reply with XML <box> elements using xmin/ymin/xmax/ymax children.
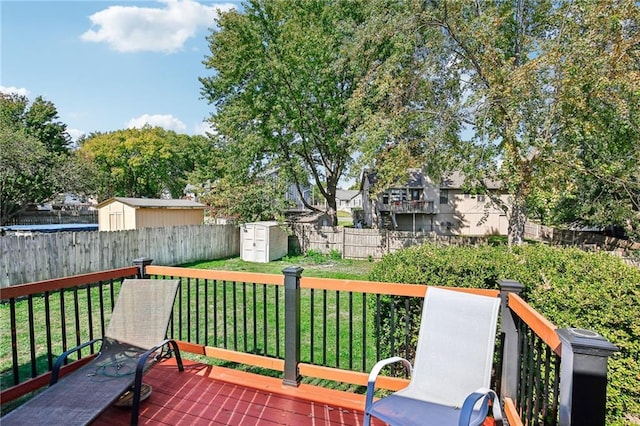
<box><xmin>440</xmin><ymin>171</ymin><xmax>502</xmax><ymax>190</ymax></box>
<box><xmin>97</xmin><ymin>197</ymin><xmax>206</xmax><ymax>209</ymax></box>
<box><xmin>335</xmin><ymin>189</ymin><xmax>360</xmax><ymax>201</ymax></box>
<box><xmin>362</xmin><ymin>169</ymin><xmax>502</xmax><ymax>190</ymax></box>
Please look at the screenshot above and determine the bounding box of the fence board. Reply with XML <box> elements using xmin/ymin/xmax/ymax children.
<box><xmin>1</xmin><ymin>225</ymin><xmax>240</xmax><ymax>287</ymax></box>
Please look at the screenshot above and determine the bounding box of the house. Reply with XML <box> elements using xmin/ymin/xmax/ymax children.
<box><xmin>360</xmin><ymin>169</ymin><xmax>509</xmax><ymax>235</ymax></box>
<box><xmin>97</xmin><ymin>197</ymin><xmax>205</xmax><ymax>231</ymax></box>
<box><xmin>335</xmin><ymin>189</ymin><xmax>362</xmax><ymax>213</ymax></box>
<box><xmin>265</xmin><ymin>168</ymin><xmax>312</xmax><ymax>209</ymax></box>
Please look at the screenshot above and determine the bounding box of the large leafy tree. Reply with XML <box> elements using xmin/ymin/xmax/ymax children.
<box><xmin>355</xmin><ymin>0</ymin><xmax>640</xmax><ymax>244</ymax></box>
<box><xmin>0</xmin><ymin>93</ymin><xmax>75</xmax><ymax>225</ymax></box>
<box><xmin>200</xmin><ymin>0</ymin><xmax>393</xmax><ymax>225</ymax></box>
<box><xmin>78</xmin><ymin>126</ymin><xmax>212</xmax><ymax>201</ymax></box>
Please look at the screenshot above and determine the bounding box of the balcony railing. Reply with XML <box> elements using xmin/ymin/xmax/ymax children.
<box><xmin>1</xmin><ymin>259</ymin><xmax>617</xmax><ymax>425</ymax></box>
<box><xmin>377</xmin><ymin>200</ymin><xmax>436</xmax><ymax>214</ymax></box>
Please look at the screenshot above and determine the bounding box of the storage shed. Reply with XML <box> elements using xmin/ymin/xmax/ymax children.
<box><xmin>97</xmin><ymin>197</ymin><xmax>205</xmax><ymax>231</ymax></box>
<box><xmin>240</xmin><ymin>221</ymin><xmax>288</xmax><ymax>263</ymax></box>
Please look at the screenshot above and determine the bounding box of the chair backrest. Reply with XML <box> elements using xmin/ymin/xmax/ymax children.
<box><xmin>403</xmin><ymin>287</ymin><xmax>501</xmax><ymax>407</ymax></box>
<box><xmin>105</xmin><ymin>279</ymin><xmax>180</xmax><ymax>349</ymax></box>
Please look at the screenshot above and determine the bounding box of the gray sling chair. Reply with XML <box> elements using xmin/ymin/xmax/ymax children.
<box><xmin>364</xmin><ymin>287</ymin><xmax>503</xmax><ymax>426</ymax></box>
<box><xmin>2</xmin><ymin>279</ymin><xmax>184</xmax><ymax>426</ymax></box>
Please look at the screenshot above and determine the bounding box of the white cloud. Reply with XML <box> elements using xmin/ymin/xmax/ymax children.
<box><xmin>80</xmin><ymin>0</ymin><xmax>236</xmax><ymax>54</ymax></box>
<box><xmin>0</xmin><ymin>86</ymin><xmax>30</xmax><ymax>97</ymax></box>
<box><xmin>128</xmin><ymin>114</ymin><xmax>187</xmax><ymax>132</ymax></box>
<box><xmin>193</xmin><ymin>120</ymin><xmax>213</xmax><ymax>135</ymax></box>
<box><xmin>67</xmin><ymin>128</ymin><xmax>86</xmax><ymax>142</ymax></box>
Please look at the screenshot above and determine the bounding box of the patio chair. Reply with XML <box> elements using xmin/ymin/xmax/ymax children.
<box><xmin>2</xmin><ymin>279</ymin><xmax>184</xmax><ymax>426</ymax></box>
<box><xmin>364</xmin><ymin>287</ymin><xmax>503</xmax><ymax>426</ymax></box>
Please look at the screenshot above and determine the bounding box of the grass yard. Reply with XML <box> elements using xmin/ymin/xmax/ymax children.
<box><xmin>179</xmin><ymin>251</ymin><xmax>376</xmax><ymax>280</ymax></box>
<box><xmin>337</xmin><ymin>210</ymin><xmax>353</xmax><ymax>227</ymax></box>
<box><xmin>177</xmin><ymin>252</ymin><xmax>380</xmax><ymax>384</ymax></box>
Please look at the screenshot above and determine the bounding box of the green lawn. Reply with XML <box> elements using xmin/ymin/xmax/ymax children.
<box><xmin>176</xmin><ymin>253</ymin><xmax>379</xmax><ymax>391</ymax></box>
<box><xmin>337</xmin><ymin>210</ymin><xmax>353</xmax><ymax>227</ymax></box>
<box><xmin>179</xmin><ymin>252</ymin><xmax>376</xmax><ymax>280</ymax></box>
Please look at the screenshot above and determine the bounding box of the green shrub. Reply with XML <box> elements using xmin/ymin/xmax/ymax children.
<box><xmin>368</xmin><ymin>243</ymin><xmax>640</xmax><ymax>425</ymax></box>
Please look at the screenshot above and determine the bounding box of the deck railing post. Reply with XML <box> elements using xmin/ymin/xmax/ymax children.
<box><xmin>498</xmin><ymin>279</ymin><xmax>525</xmax><ymax>401</ymax></box>
<box><xmin>133</xmin><ymin>257</ymin><xmax>153</xmax><ymax>278</ymax></box>
<box><xmin>282</xmin><ymin>266</ymin><xmax>303</xmax><ymax>387</ymax></box>
<box><xmin>556</xmin><ymin>328</ymin><xmax>618</xmax><ymax>426</ymax></box>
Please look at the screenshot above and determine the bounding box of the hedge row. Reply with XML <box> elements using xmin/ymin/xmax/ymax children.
<box><xmin>367</xmin><ymin>243</ymin><xmax>640</xmax><ymax>425</ymax></box>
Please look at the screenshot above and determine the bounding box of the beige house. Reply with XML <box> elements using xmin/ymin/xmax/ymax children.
<box><xmin>97</xmin><ymin>197</ymin><xmax>205</xmax><ymax>231</ymax></box>
<box><xmin>360</xmin><ymin>170</ymin><xmax>509</xmax><ymax>236</ymax></box>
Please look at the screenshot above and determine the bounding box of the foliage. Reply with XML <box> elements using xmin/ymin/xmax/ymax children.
<box><xmin>368</xmin><ymin>243</ymin><xmax>640</xmax><ymax>424</ymax></box>
<box><xmin>0</xmin><ymin>92</ymin><xmax>71</xmax><ymax>153</ymax></box>
<box><xmin>353</xmin><ymin>1</ymin><xmax>640</xmax><ymax>245</ymax></box>
<box><xmin>77</xmin><ymin>126</ymin><xmax>212</xmax><ymax>201</ymax></box>
<box><xmin>196</xmin><ymin>174</ymin><xmax>290</xmax><ymax>223</ymax></box>
<box><xmin>200</xmin><ymin>0</ymin><xmax>398</xmax><ymax>225</ymax></box>
<box><xmin>0</xmin><ymin>93</ymin><xmax>79</xmax><ymax>225</ymax></box>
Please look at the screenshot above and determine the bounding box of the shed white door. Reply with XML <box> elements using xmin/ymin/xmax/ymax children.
<box><xmin>242</xmin><ymin>224</ymin><xmax>268</xmax><ymax>262</ymax></box>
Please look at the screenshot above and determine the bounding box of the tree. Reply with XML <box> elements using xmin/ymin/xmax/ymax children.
<box><xmin>200</xmin><ymin>0</ymin><xmax>391</xmax><ymax>225</ymax></box>
<box><xmin>78</xmin><ymin>126</ymin><xmax>212</xmax><ymax>201</ymax></box>
<box><xmin>354</xmin><ymin>0</ymin><xmax>640</xmax><ymax>244</ymax></box>
<box><xmin>0</xmin><ymin>93</ymin><xmax>72</xmax><ymax>153</ymax></box>
<box><xmin>0</xmin><ymin>129</ymin><xmax>66</xmax><ymax>225</ymax></box>
<box><xmin>196</xmin><ymin>174</ymin><xmax>291</xmax><ymax>223</ymax></box>
<box><xmin>0</xmin><ymin>93</ymin><xmax>76</xmax><ymax>225</ymax></box>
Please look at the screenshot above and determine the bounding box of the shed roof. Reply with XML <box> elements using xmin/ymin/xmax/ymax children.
<box><xmin>98</xmin><ymin>197</ymin><xmax>206</xmax><ymax>209</ymax></box>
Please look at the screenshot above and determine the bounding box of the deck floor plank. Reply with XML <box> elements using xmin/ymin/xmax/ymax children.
<box><xmin>92</xmin><ymin>359</ymin><xmax>384</xmax><ymax>425</ymax></box>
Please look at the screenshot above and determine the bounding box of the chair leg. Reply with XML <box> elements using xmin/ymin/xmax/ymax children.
<box><xmin>168</xmin><ymin>340</ymin><xmax>184</xmax><ymax>372</ymax></box>
<box><xmin>130</xmin><ymin>371</ymin><xmax>144</xmax><ymax>426</ymax></box>
<box><xmin>363</xmin><ymin>412</ymin><xmax>371</xmax><ymax>426</ymax></box>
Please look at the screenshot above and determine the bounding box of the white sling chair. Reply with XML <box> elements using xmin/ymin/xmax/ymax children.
<box><xmin>364</xmin><ymin>287</ymin><xmax>503</xmax><ymax>426</ymax></box>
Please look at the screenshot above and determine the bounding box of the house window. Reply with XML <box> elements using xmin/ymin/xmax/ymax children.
<box><xmin>411</xmin><ymin>189</ymin><xmax>421</xmax><ymax>201</ymax></box>
<box><xmin>390</xmin><ymin>188</ymin><xmax>406</xmax><ymax>202</ymax></box>
<box><xmin>440</xmin><ymin>190</ymin><xmax>449</xmax><ymax>204</ymax></box>
<box><xmin>478</xmin><ymin>194</ymin><xmax>486</xmax><ymax>202</ymax></box>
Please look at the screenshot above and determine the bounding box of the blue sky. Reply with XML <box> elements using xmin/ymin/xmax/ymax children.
<box><xmin>1</xmin><ymin>0</ymin><xmax>240</xmax><ymax>141</ymax></box>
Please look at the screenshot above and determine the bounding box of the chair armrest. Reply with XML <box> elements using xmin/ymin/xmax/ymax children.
<box><xmin>51</xmin><ymin>338</ymin><xmax>103</xmax><ymax>385</ymax></box>
<box><xmin>365</xmin><ymin>356</ymin><xmax>413</xmax><ymax>412</ymax></box>
<box><xmin>459</xmin><ymin>387</ymin><xmax>503</xmax><ymax>426</ymax></box>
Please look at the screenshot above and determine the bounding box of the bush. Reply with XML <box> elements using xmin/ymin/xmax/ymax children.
<box><xmin>368</xmin><ymin>243</ymin><xmax>640</xmax><ymax>425</ymax></box>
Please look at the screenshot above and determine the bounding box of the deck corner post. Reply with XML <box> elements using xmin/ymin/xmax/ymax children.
<box><xmin>133</xmin><ymin>257</ymin><xmax>153</xmax><ymax>278</ymax></box>
<box><xmin>556</xmin><ymin>328</ymin><xmax>618</xmax><ymax>426</ymax></box>
<box><xmin>283</xmin><ymin>266</ymin><xmax>303</xmax><ymax>387</ymax></box>
<box><xmin>498</xmin><ymin>279</ymin><xmax>525</xmax><ymax>401</ymax></box>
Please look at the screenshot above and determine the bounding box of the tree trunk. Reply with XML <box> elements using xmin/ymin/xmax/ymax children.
<box><xmin>326</xmin><ymin>196</ymin><xmax>338</xmax><ymax>226</ymax></box>
<box><xmin>508</xmin><ymin>196</ymin><xmax>527</xmax><ymax>246</ymax></box>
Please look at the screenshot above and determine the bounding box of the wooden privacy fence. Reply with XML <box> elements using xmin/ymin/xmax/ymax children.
<box><xmin>290</xmin><ymin>223</ymin><xmax>640</xmax><ymax>261</ymax></box>
<box><xmin>289</xmin><ymin>224</ymin><xmax>487</xmax><ymax>260</ymax></box>
<box><xmin>0</xmin><ymin>225</ymin><xmax>239</xmax><ymax>287</ymax></box>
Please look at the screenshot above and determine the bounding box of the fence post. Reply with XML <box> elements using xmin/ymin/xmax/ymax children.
<box><xmin>499</xmin><ymin>279</ymin><xmax>525</xmax><ymax>401</ymax></box>
<box><xmin>282</xmin><ymin>266</ymin><xmax>303</xmax><ymax>387</ymax></box>
<box><xmin>133</xmin><ymin>257</ymin><xmax>153</xmax><ymax>278</ymax></box>
<box><xmin>556</xmin><ymin>328</ymin><xmax>618</xmax><ymax>426</ymax></box>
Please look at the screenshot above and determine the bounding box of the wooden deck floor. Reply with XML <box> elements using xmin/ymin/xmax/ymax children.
<box><xmin>93</xmin><ymin>359</ymin><xmax>385</xmax><ymax>425</ymax></box>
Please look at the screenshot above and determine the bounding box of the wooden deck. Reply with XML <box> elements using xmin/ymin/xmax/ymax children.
<box><xmin>93</xmin><ymin>359</ymin><xmax>384</xmax><ymax>425</ymax></box>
